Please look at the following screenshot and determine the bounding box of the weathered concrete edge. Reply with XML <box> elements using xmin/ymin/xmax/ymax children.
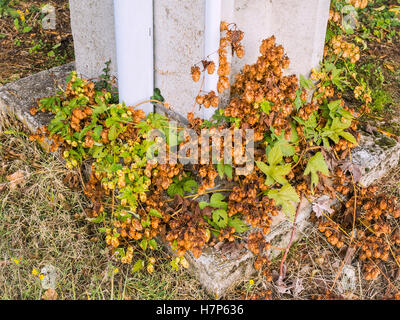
<box><xmin>0</xmin><ymin>63</ymin><xmax>75</xmax><ymax>135</ymax></box>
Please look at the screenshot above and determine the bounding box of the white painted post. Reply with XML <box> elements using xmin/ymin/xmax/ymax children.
<box><xmin>114</xmin><ymin>0</ymin><xmax>154</xmax><ymax>114</ymax></box>
<box><xmin>69</xmin><ymin>0</ymin><xmax>117</xmax><ymax>79</ymax></box>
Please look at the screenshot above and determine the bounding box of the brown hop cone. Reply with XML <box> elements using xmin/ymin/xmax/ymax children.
<box><xmin>210</xmin><ymin>95</ymin><xmax>219</xmax><ymax>108</ymax></box>
<box><xmin>191</xmin><ymin>66</ymin><xmax>201</xmax><ymax>82</ymax></box>
<box><xmin>236</xmin><ymin>45</ymin><xmax>245</xmax><ymax>59</ymax></box>
<box><xmin>196</xmin><ymin>95</ymin><xmax>205</xmax><ymax>105</ymax></box>
<box><xmin>220</xmin><ymin>21</ymin><xmax>229</xmax><ymax>31</ymax></box>
<box><xmin>207</xmin><ymin>61</ymin><xmax>216</xmax><ymax>75</ymax></box>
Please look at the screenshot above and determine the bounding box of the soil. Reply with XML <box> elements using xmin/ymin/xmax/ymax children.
<box><xmin>0</xmin><ymin>0</ymin><xmax>74</xmax><ymax>85</ymax></box>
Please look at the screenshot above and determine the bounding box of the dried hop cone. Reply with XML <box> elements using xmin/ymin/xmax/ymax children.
<box><xmin>207</xmin><ymin>61</ymin><xmax>216</xmax><ymax>75</ymax></box>
<box><xmin>235</xmin><ymin>45</ymin><xmax>245</xmax><ymax>59</ymax></box>
<box><xmin>191</xmin><ymin>66</ymin><xmax>201</xmax><ymax>82</ymax></box>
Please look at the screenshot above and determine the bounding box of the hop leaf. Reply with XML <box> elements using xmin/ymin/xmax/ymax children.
<box><xmin>217</xmin><ymin>161</ymin><xmax>233</xmax><ymax>179</ymax></box>
<box><xmin>199</xmin><ymin>193</ymin><xmax>228</xmax><ymax>210</ymax></box>
<box><xmin>167</xmin><ymin>184</ymin><xmax>183</xmax><ymax>199</ymax></box>
<box><xmin>209</xmin><ymin>193</ymin><xmax>228</xmax><ymax>209</ymax></box>
<box><xmin>256</xmin><ymin>144</ymin><xmax>292</xmax><ymax>186</ymax></box>
<box><xmin>151</xmin><ymin>88</ymin><xmax>165</xmax><ymax>103</ymax></box>
<box><xmin>228</xmin><ymin>218</ymin><xmax>248</xmax><ymax>233</ymax></box>
<box><xmin>267</xmin><ymin>144</ymin><xmax>283</xmax><ymax>166</ymax></box>
<box><xmin>267</xmin><ymin>184</ymin><xmax>300</xmax><ymax>218</ymax></box>
<box><xmin>183</xmin><ymin>179</ymin><xmax>198</xmax><ymax>193</ymax></box>
<box><xmin>213</xmin><ymin>209</ymin><xmax>228</xmax><ymax>228</ymax></box>
<box><xmin>149</xmin><ymin>209</ymin><xmax>163</xmax><ymax>219</ymax></box>
<box><xmin>304</xmin><ymin>152</ymin><xmax>330</xmax><ymax>192</ymax></box>
<box><xmin>132</xmin><ymin>260</ymin><xmax>145</xmax><ymax>273</ymax></box>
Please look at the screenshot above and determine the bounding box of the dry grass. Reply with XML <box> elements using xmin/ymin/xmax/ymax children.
<box><xmin>0</xmin><ymin>115</ymin><xmax>207</xmax><ymax>300</ymax></box>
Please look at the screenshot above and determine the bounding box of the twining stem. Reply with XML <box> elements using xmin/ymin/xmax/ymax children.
<box><xmin>166</xmin><ymin>188</ymin><xmax>233</xmax><ymax>203</ymax></box>
<box><xmin>77</xmin><ymin>165</ymin><xmax>87</xmax><ymax>192</ymax></box>
<box><xmin>291</xmin><ymin>145</ymin><xmax>322</xmax><ymax>170</ymax></box>
<box><xmin>131</xmin><ymin>99</ymin><xmax>166</xmax><ymax>109</ymax></box>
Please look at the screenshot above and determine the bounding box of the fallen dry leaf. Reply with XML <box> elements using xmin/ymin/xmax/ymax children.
<box><xmin>42</xmin><ymin>288</ymin><xmax>58</xmax><ymax>300</ymax></box>
<box><xmin>6</xmin><ymin>170</ymin><xmax>26</xmax><ymax>190</ymax></box>
<box><xmin>384</xmin><ymin>62</ymin><xmax>395</xmax><ymax>72</ymax></box>
<box><xmin>340</xmin><ymin>161</ymin><xmax>362</xmax><ymax>184</ymax></box>
<box><xmin>293</xmin><ymin>278</ymin><xmax>304</xmax><ymax>296</ymax></box>
<box><xmin>312</xmin><ymin>196</ymin><xmax>334</xmax><ymax>218</ymax></box>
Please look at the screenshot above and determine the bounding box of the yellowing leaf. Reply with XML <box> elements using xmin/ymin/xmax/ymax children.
<box><xmin>180</xmin><ymin>257</ymin><xmax>189</xmax><ymax>269</ymax></box>
<box><xmin>384</xmin><ymin>62</ymin><xmax>395</xmax><ymax>72</ymax></box>
<box><xmin>132</xmin><ymin>259</ymin><xmax>145</xmax><ymax>273</ymax></box>
<box><xmin>374</xmin><ymin>5</ymin><xmax>385</xmax><ymax>11</ymax></box>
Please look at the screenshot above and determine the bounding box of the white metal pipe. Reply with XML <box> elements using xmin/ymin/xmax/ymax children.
<box><xmin>201</xmin><ymin>0</ymin><xmax>222</xmax><ymax>120</ymax></box>
<box><xmin>114</xmin><ymin>0</ymin><xmax>154</xmax><ymax>115</ymax></box>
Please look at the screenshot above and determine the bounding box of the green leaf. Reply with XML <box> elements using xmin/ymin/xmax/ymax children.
<box><xmin>92</xmin><ymin>125</ymin><xmax>103</xmax><ymax>141</ymax></box>
<box><xmin>108</xmin><ymin>125</ymin><xmax>118</xmax><ymax>141</ymax></box>
<box><xmin>88</xmin><ymin>213</ymin><xmax>105</xmax><ymax>223</ymax></box>
<box><xmin>212</xmin><ymin>209</ymin><xmax>228</xmax><ymax>228</ymax></box>
<box><xmin>300</xmin><ymin>74</ymin><xmax>314</xmax><ymax>90</ymax></box>
<box><xmin>228</xmin><ymin>218</ymin><xmax>248</xmax><ymax>233</ymax></box>
<box><xmin>294</xmin><ymin>89</ymin><xmax>303</xmax><ymax>111</ymax></box>
<box><xmin>339</xmin><ymin>131</ymin><xmax>357</xmax><ymax>145</ymax></box>
<box><xmin>256</xmin><ymin>161</ymin><xmax>270</xmax><ymax>176</ymax></box>
<box><xmin>209</xmin><ymin>193</ymin><xmax>227</xmax><ymax>209</ymax></box>
<box><xmin>256</xmin><ymin>161</ymin><xmax>292</xmax><ymax>186</ymax></box>
<box><xmin>149</xmin><ymin>208</ymin><xmax>163</xmax><ymax>219</ymax></box>
<box><xmin>22</xmin><ymin>26</ymin><xmax>32</xmax><ymax>33</ymax></box>
<box><xmin>151</xmin><ymin>88</ymin><xmax>165</xmax><ymax>103</ymax></box>
<box><xmin>272</xmin><ymin>131</ymin><xmax>298</xmax><ymax>157</ymax></box>
<box><xmin>267</xmin><ymin>184</ymin><xmax>300</xmax><ymax>218</ymax></box>
<box><xmin>167</xmin><ymin>184</ymin><xmax>184</xmax><ymax>198</ymax></box>
<box><xmin>260</xmin><ymin>100</ymin><xmax>272</xmax><ymax>114</ymax></box>
<box><xmin>183</xmin><ymin>179</ymin><xmax>198</xmax><ymax>193</ymax></box>
<box><xmin>304</xmin><ymin>152</ymin><xmax>330</xmax><ymax>192</ymax></box>
<box><xmin>141</xmin><ymin>217</ymin><xmax>151</xmax><ymax>228</ymax></box>
<box><xmin>270</xmin><ymin>163</ymin><xmax>292</xmax><ymax>185</ymax></box>
<box><xmin>132</xmin><ymin>260</ymin><xmax>145</xmax><ymax>273</ymax></box>
<box><xmin>267</xmin><ymin>144</ymin><xmax>283</xmax><ymax>166</ymax></box>
<box><xmin>210</xmin><ymin>193</ymin><xmax>225</xmax><ymax>203</ymax></box>
<box><xmin>321</xmin><ymin>116</ymin><xmax>353</xmax><ymax>145</ymax></box>
<box><xmin>217</xmin><ymin>161</ymin><xmax>225</xmax><ymax>178</ymax></box>
<box><xmin>224</xmin><ymin>164</ymin><xmax>233</xmax><ymax>179</ymax></box>
<box><xmin>149</xmin><ymin>239</ymin><xmax>158</xmax><ymax>250</ymax></box>
<box><xmin>199</xmin><ymin>201</ymin><xmax>209</xmax><ymax>210</ymax></box>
